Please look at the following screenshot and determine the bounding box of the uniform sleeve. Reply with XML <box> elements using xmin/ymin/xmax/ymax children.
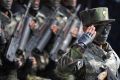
<box><xmin>105</xmin><ymin>43</ymin><xmax>120</xmax><ymax>76</ymax></box>
<box><xmin>56</xmin><ymin>47</ymin><xmax>84</xmax><ymax>73</ymax></box>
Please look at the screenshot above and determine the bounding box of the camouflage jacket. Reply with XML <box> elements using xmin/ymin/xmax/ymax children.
<box><xmin>83</xmin><ymin>42</ymin><xmax>120</xmax><ymax>80</ymax></box>
<box><xmin>0</xmin><ymin>10</ymin><xmax>18</xmax><ymax>54</ymax></box>
<box><xmin>56</xmin><ymin>42</ymin><xmax>120</xmax><ymax>80</ymax></box>
<box><xmin>0</xmin><ymin>10</ymin><xmax>17</xmax><ymax>41</ymax></box>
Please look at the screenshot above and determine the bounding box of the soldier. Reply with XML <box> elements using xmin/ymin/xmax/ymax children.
<box><xmin>25</xmin><ymin>0</ymin><xmax>76</xmax><ymax>80</ymax></box>
<box><xmin>0</xmin><ymin>0</ymin><xmax>20</xmax><ymax>80</ymax></box>
<box><xmin>56</xmin><ymin>7</ymin><xmax>120</xmax><ymax>80</ymax></box>
<box><xmin>14</xmin><ymin>0</ymin><xmax>51</xmax><ymax>80</ymax></box>
<box><xmin>76</xmin><ymin>7</ymin><xmax>120</xmax><ymax>80</ymax></box>
<box><xmin>51</xmin><ymin>0</ymin><xmax>82</xmax><ymax>79</ymax></box>
<box><xmin>60</xmin><ymin>0</ymin><xmax>80</xmax><ymax>47</ymax></box>
<box><xmin>55</xmin><ymin>25</ymin><xmax>96</xmax><ymax>80</ymax></box>
<box><xmin>15</xmin><ymin>0</ymin><xmax>63</xmax><ymax>80</ymax></box>
<box><xmin>28</xmin><ymin>0</ymin><xmax>67</xmax><ymax>79</ymax></box>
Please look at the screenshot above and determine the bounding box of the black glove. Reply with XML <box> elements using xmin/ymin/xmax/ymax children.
<box><xmin>77</xmin><ymin>31</ymin><xmax>95</xmax><ymax>49</ymax></box>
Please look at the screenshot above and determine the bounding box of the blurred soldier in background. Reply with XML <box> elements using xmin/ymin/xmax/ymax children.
<box><xmin>51</xmin><ymin>0</ymin><xmax>84</xmax><ymax>80</ymax></box>
<box><xmin>14</xmin><ymin>0</ymin><xmax>51</xmax><ymax>80</ymax></box>
<box><xmin>0</xmin><ymin>0</ymin><xmax>20</xmax><ymax>80</ymax></box>
<box><xmin>16</xmin><ymin>0</ymin><xmax>66</xmax><ymax>80</ymax></box>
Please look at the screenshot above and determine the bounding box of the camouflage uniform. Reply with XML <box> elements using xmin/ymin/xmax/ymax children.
<box><xmin>51</xmin><ymin>0</ymin><xmax>82</xmax><ymax>79</ymax></box>
<box><xmin>82</xmin><ymin>42</ymin><xmax>120</xmax><ymax>80</ymax></box>
<box><xmin>13</xmin><ymin>3</ymin><xmax>51</xmax><ymax>80</ymax></box>
<box><xmin>33</xmin><ymin>3</ymin><xmax>70</xmax><ymax>80</ymax></box>
<box><xmin>56</xmin><ymin>42</ymin><xmax>120</xmax><ymax>80</ymax></box>
<box><xmin>0</xmin><ymin>9</ymin><xmax>19</xmax><ymax>80</ymax></box>
<box><xmin>55</xmin><ymin>7</ymin><xmax>120</xmax><ymax>80</ymax></box>
<box><xmin>13</xmin><ymin>1</ymin><xmax>65</xmax><ymax>80</ymax></box>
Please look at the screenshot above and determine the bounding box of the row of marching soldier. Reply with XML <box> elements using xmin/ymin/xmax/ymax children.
<box><xmin>0</xmin><ymin>0</ymin><xmax>120</xmax><ymax>80</ymax></box>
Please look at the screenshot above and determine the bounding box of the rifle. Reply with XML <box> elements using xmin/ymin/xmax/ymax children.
<box><xmin>16</xmin><ymin>17</ymin><xmax>32</xmax><ymax>56</ymax></box>
<box><xmin>25</xmin><ymin>7</ymin><xmax>60</xmax><ymax>57</ymax></box>
<box><xmin>24</xmin><ymin>15</ymin><xmax>52</xmax><ymax>57</ymax></box>
<box><xmin>59</xmin><ymin>18</ymin><xmax>82</xmax><ymax>53</ymax></box>
<box><xmin>6</xmin><ymin>0</ymin><xmax>33</xmax><ymax>62</ymax></box>
<box><xmin>49</xmin><ymin>4</ymin><xmax>81</xmax><ymax>62</ymax></box>
<box><xmin>29</xmin><ymin>7</ymin><xmax>60</xmax><ymax>56</ymax></box>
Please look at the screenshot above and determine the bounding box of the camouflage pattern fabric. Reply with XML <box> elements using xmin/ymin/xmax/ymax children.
<box><xmin>83</xmin><ymin>42</ymin><xmax>120</xmax><ymax>80</ymax></box>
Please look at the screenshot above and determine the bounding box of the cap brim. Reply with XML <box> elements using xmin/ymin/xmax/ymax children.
<box><xmin>92</xmin><ymin>19</ymin><xmax>115</xmax><ymax>26</ymax></box>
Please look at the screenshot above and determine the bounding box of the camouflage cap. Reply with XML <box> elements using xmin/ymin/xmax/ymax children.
<box><xmin>79</xmin><ymin>7</ymin><xmax>115</xmax><ymax>26</ymax></box>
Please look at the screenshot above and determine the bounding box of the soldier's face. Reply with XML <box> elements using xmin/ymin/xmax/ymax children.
<box><xmin>63</xmin><ymin>0</ymin><xmax>77</xmax><ymax>7</ymax></box>
<box><xmin>32</xmin><ymin>0</ymin><xmax>40</xmax><ymax>10</ymax></box>
<box><xmin>94</xmin><ymin>24</ymin><xmax>111</xmax><ymax>44</ymax></box>
<box><xmin>1</xmin><ymin>0</ymin><xmax>13</xmax><ymax>10</ymax></box>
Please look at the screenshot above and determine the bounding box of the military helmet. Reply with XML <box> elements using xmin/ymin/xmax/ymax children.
<box><xmin>79</xmin><ymin>7</ymin><xmax>115</xmax><ymax>26</ymax></box>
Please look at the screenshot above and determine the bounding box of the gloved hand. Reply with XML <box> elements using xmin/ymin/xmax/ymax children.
<box><xmin>77</xmin><ymin>25</ymin><xmax>96</xmax><ymax>49</ymax></box>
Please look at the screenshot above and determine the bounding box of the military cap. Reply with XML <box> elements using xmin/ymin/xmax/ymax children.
<box><xmin>79</xmin><ymin>7</ymin><xmax>115</xmax><ymax>26</ymax></box>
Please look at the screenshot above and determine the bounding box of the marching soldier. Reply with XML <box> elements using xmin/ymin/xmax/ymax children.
<box><xmin>24</xmin><ymin>0</ymin><xmax>77</xmax><ymax>80</ymax></box>
<box><xmin>14</xmin><ymin>0</ymin><xmax>65</xmax><ymax>80</ymax></box>
<box><xmin>0</xmin><ymin>0</ymin><xmax>21</xmax><ymax>80</ymax></box>
<box><xmin>13</xmin><ymin>0</ymin><xmax>51</xmax><ymax>80</ymax></box>
<box><xmin>51</xmin><ymin>0</ymin><xmax>83</xmax><ymax>79</ymax></box>
<box><xmin>27</xmin><ymin>0</ymin><xmax>68</xmax><ymax>79</ymax></box>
